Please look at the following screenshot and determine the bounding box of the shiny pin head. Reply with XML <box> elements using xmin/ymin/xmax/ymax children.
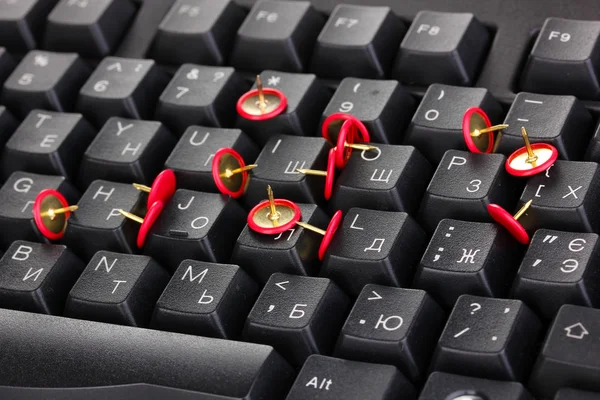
<box><xmin>133</xmin><ymin>169</ymin><xmax>176</xmax><ymax>208</ymax></box>
<box><xmin>505</xmin><ymin>127</ymin><xmax>558</xmax><ymax>177</ymax></box>
<box><xmin>236</xmin><ymin>75</ymin><xmax>287</xmax><ymax>121</ymax></box>
<box><xmin>118</xmin><ymin>201</ymin><xmax>164</xmax><ymax>248</ymax></box>
<box><xmin>488</xmin><ymin>200</ymin><xmax>532</xmax><ymax>244</ymax></box>
<box><xmin>247</xmin><ymin>185</ymin><xmax>302</xmax><ymax>235</ymax></box>
<box><xmin>322</xmin><ymin>112</ymin><xmax>370</xmax><ymax>146</ymax></box>
<box><xmin>297</xmin><ymin>210</ymin><xmax>343</xmax><ymax>260</ymax></box>
<box><xmin>212</xmin><ymin>148</ymin><xmax>257</xmax><ymax>199</ymax></box>
<box><xmin>462</xmin><ymin>107</ymin><xmax>508</xmax><ymax>154</ymax></box>
<box><xmin>296</xmin><ymin>147</ymin><xmax>337</xmax><ymax>200</ymax></box>
<box><xmin>33</xmin><ymin>189</ymin><xmax>78</xmax><ymax>240</ymax></box>
<box><xmin>333</xmin><ymin>119</ymin><xmax>378</xmax><ymax>169</ymax></box>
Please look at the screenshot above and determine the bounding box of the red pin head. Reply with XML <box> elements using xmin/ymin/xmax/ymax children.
<box><xmin>212</xmin><ymin>148</ymin><xmax>257</xmax><ymax>199</ymax></box>
<box><xmin>296</xmin><ymin>148</ymin><xmax>337</xmax><ymax>200</ymax></box>
<box><xmin>487</xmin><ymin>200</ymin><xmax>532</xmax><ymax>244</ymax></box>
<box><xmin>237</xmin><ymin>75</ymin><xmax>287</xmax><ymax>121</ymax></box>
<box><xmin>117</xmin><ymin>201</ymin><xmax>164</xmax><ymax>248</ymax></box>
<box><xmin>33</xmin><ymin>189</ymin><xmax>78</xmax><ymax>240</ymax></box>
<box><xmin>133</xmin><ymin>169</ymin><xmax>176</xmax><ymax>208</ymax></box>
<box><xmin>247</xmin><ymin>186</ymin><xmax>302</xmax><ymax>235</ymax></box>
<box><xmin>322</xmin><ymin>113</ymin><xmax>370</xmax><ymax>145</ymax></box>
<box><xmin>506</xmin><ymin>127</ymin><xmax>558</xmax><ymax>177</ymax></box>
<box><xmin>462</xmin><ymin>107</ymin><xmax>508</xmax><ymax>154</ymax></box>
<box><xmin>333</xmin><ymin>120</ymin><xmax>379</xmax><ymax>169</ymax></box>
<box><xmin>296</xmin><ymin>210</ymin><xmax>343</xmax><ymax>261</ymax></box>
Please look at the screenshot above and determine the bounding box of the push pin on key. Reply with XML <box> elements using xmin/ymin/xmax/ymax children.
<box><xmin>132</xmin><ymin>169</ymin><xmax>177</xmax><ymax>207</ymax></box>
<box><xmin>463</xmin><ymin>107</ymin><xmax>509</xmax><ymax>154</ymax></box>
<box><xmin>236</xmin><ymin>75</ymin><xmax>288</xmax><ymax>120</ymax></box>
<box><xmin>488</xmin><ymin>199</ymin><xmax>533</xmax><ymax>244</ymax></box>
<box><xmin>212</xmin><ymin>148</ymin><xmax>257</xmax><ymax>198</ymax></box>
<box><xmin>505</xmin><ymin>127</ymin><xmax>558</xmax><ymax>177</ymax></box>
<box><xmin>33</xmin><ymin>189</ymin><xmax>78</xmax><ymax>240</ymax></box>
<box><xmin>332</xmin><ymin>119</ymin><xmax>378</xmax><ymax>168</ymax></box>
<box><xmin>322</xmin><ymin>112</ymin><xmax>370</xmax><ymax>147</ymax></box>
<box><xmin>247</xmin><ymin>186</ymin><xmax>342</xmax><ymax>260</ymax></box>
<box><xmin>117</xmin><ymin>201</ymin><xmax>164</xmax><ymax>248</ymax></box>
<box><xmin>296</xmin><ymin>148</ymin><xmax>337</xmax><ymax>200</ymax></box>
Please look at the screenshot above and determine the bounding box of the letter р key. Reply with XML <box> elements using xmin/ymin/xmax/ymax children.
<box><xmin>420</xmin><ymin>372</ymin><xmax>534</xmax><ymax>400</ymax></box>
<box><xmin>511</xmin><ymin>229</ymin><xmax>600</xmax><ymax>320</ymax></box>
<box><xmin>321</xmin><ymin>208</ymin><xmax>427</xmax><ymax>297</ymax></box>
<box><xmin>0</xmin><ymin>240</ymin><xmax>84</xmax><ymax>315</ymax></box>
<box><xmin>65</xmin><ymin>251</ymin><xmax>169</xmax><ymax>327</ymax></box>
<box><xmin>243</xmin><ymin>273</ymin><xmax>350</xmax><ymax>369</ymax></box>
<box><xmin>334</xmin><ymin>284</ymin><xmax>445</xmax><ymax>383</ymax></box>
<box><xmin>521</xmin><ymin>18</ymin><xmax>600</xmax><ymax>99</ymax></box>
<box><xmin>0</xmin><ymin>171</ymin><xmax>78</xmax><ymax>250</ymax></box>
<box><xmin>151</xmin><ymin>260</ymin><xmax>258</xmax><ymax>339</ymax></box>
<box><xmin>286</xmin><ymin>355</ymin><xmax>416</xmax><ymax>400</ymax></box>
<box><xmin>431</xmin><ymin>295</ymin><xmax>541</xmax><ymax>381</ymax></box>
<box><xmin>414</xmin><ymin>219</ymin><xmax>523</xmax><ymax>309</ymax></box>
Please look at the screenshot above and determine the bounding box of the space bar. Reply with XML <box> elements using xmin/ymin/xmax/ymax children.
<box><xmin>0</xmin><ymin>308</ymin><xmax>294</xmax><ymax>399</ymax></box>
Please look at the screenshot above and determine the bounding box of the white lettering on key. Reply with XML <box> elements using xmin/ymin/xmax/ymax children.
<box><xmin>289</xmin><ymin>304</ymin><xmax>307</xmax><ymax>319</ymax></box>
<box><xmin>424</xmin><ymin>109</ymin><xmax>439</xmax><ymax>121</ymax></box>
<box><xmin>23</xmin><ymin>267</ymin><xmax>43</xmax><ymax>282</ymax></box>
<box><xmin>21</xmin><ymin>201</ymin><xmax>34</xmax><ymax>213</ymax></box>
<box><xmin>416</xmin><ymin>24</ymin><xmax>440</xmax><ymax>35</ymax></box>
<box><xmin>93</xmin><ymin>186</ymin><xmax>114</xmax><ymax>202</ymax></box>
<box><xmin>35</xmin><ymin>113</ymin><xmax>52</xmax><ymax>128</ymax></box>
<box><xmin>569</xmin><ymin>238</ymin><xmax>586</xmax><ymax>252</ymax></box>
<box><xmin>548</xmin><ymin>31</ymin><xmax>571</xmax><ymax>42</ymax></box>
<box><xmin>370</xmin><ymin>169</ymin><xmax>392</xmax><ymax>183</ymax></box>
<box><xmin>13</xmin><ymin>178</ymin><xmax>33</xmax><ymax>193</ymax></box>
<box><xmin>457</xmin><ymin>249</ymin><xmax>480</xmax><ymax>264</ymax></box>
<box><xmin>178</xmin><ymin>196</ymin><xmax>194</xmax><ymax>210</ymax></box>
<box><xmin>256</xmin><ymin>10</ymin><xmax>277</xmax><ymax>22</ymax></box>
<box><xmin>284</xmin><ymin>161</ymin><xmax>305</xmax><ymax>174</ymax></box>
<box><xmin>350</xmin><ymin>214</ymin><xmax>364</xmax><ymax>230</ymax></box>
<box><xmin>95</xmin><ymin>256</ymin><xmax>117</xmax><ymax>273</ymax></box>
<box><xmin>121</xmin><ymin>142</ymin><xmax>142</xmax><ymax>156</ymax></box>
<box><xmin>563</xmin><ymin>185</ymin><xmax>582</xmax><ymax>199</ymax></box>
<box><xmin>364</xmin><ymin>238</ymin><xmax>385</xmax><ymax>253</ymax></box>
<box><xmin>361</xmin><ymin>146</ymin><xmax>381</xmax><ymax>161</ymax></box>
<box><xmin>191</xmin><ymin>217</ymin><xmax>209</xmax><ymax>229</ymax></box>
<box><xmin>189</xmin><ymin>131</ymin><xmax>209</xmax><ymax>146</ymax></box>
<box><xmin>106</xmin><ymin>208</ymin><xmax>121</xmax><ymax>220</ymax></box>
<box><xmin>334</xmin><ymin>17</ymin><xmax>358</xmax><ymax>28</ymax></box>
<box><xmin>182</xmin><ymin>266</ymin><xmax>208</xmax><ymax>283</ymax></box>
<box><xmin>535</xmin><ymin>184</ymin><xmax>545</xmax><ymax>197</ymax></box>
<box><xmin>561</xmin><ymin>259</ymin><xmax>579</xmax><ymax>273</ymax></box>
<box><xmin>115</xmin><ymin>121</ymin><xmax>134</xmax><ymax>136</ymax></box>
<box><xmin>40</xmin><ymin>134</ymin><xmax>58</xmax><ymax>148</ymax></box>
<box><xmin>112</xmin><ymin>280</ymin><xmax>126</xmax><ymax>294</ymax></box>
<box><xmin>374</xmin><ymin>314</ymin><xmax>403</xmax><ymax>331</ymax></box>
<box><xmin>448</xmin><ymin>156</ymin><xmax>466</xmax><ymax>170</ymax></box>
<box><xmin>198</xmin><ymin>289</ymin><xmax>214</xmax><ymax>304</ymax></box>
<box><xmin>466</xmin><ymin>179</ymin><xmax>481</xmax><ymax>193</ymax></box>
<box><xmin>12</xmin><ymin>245</ymin><xmax>32</xmax><ymax>261</ymax></box>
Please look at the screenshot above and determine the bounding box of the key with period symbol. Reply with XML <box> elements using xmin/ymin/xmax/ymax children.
<box><xmin>212</xmin><ymin>147</ymin><xmax>257</xmax><ymax>199</ymax></box>
<box><xmin>431</xmin><ymin>294</ymin><xmax>542</xmax><ymax>381</ymax></box>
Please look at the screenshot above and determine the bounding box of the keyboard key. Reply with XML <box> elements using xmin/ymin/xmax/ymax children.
<box><xmin>521</xmin><ymin>18</ymin><xmax>600</xmax><ymax>99</ymax></box>
<box><xmin>232</xmin><ymin>203</ymin><xmax>329</xmax><ymax>284</ymax></box>
<box><xmin>496</xmin><ymin>93</ymin><xmax>593</xmax><ymax>160</ymax></box>
<box><xmin>286</xmin><ymin>355</ymin><xmax>416</xmax><ymax>400</ymax></box>
<box><xmin>76</xmin><ymin>57</ymin><xmax>169</xmax><ymax>127</ymax></box>
<box><xmin>431</xmin><ymin>295</ymin><xmax>541</xmax><ymax>381</ymax></box>
<box><xmin>151</xmin><ymin>0</ymin><xmax>245</xmax><ymax>66</ymax></box>
<box><xmin>529</xmin><ymin>304</ymin><xmax>600</xmax><ymax>398</ymax></box>
<box><xmin>65</xmin><ymin>251</ymin><xmax>169</xmax><ymax>327</ymax></box>
<box><xmin>236</xmin><ymin>70</ymin><xmax>331</xmax><ymax>146</ymax></box>
<box><xmin>322</xmin><ymin>78</ymin><xmax>415</xmax><ymax>144</ymax></box>
<box><xmin>155</xmin><ymin>64</ymin><xmax>245</xmax><ymax>135</ymax></box>
<box><xmin>414</xmin><ymin>219</ymin><xmax>522</xmax><ymax>309</ymax></box>
<box><xmin>62</xmin><ymin>180</ymin><xmax>143</xmax><ymax>261</ymax></box>
<box><xmin>1</xmin><ymin>50</ymin><xmax>91</xmax><ymax>118</ymax></box>
<box><xmin>334</xmin><ymin>285</ymin><xmax>444</xmax><ymax>383</ymax></box>
<box><xmin>393</xmin><ymin>11</ymin><xmax>490</xmax><ymax>86</ymax></box>
<box><xmin>330</xmin><ymin>144</ymin><xmax>432</xmax><ymax>214</ymax></box>
<box><xmin>144</xmin><ymin>189</ymin><xmax>246</xmax><ymax>271</ymax></box>
<box><xmin>244</xmin><ymin>135</ymin><xmax>330</xmax><ymax>206</ymax></box>
<box><xmin>311</xmin><ymin>5</ymin><xmax>405</xmax><ymax>79</ymax></box>
<box><xmin>230</xmin><ymin>0</ymin><xmax>324</xmax><ymax>72</ymax></box>
<box><xmin>404</xmin><ymin>84</ymin><xmax>502</xmax><ymax>164</ymax></box>
<box><xmin>243</xmin><ymin>273</ymin><xmax>349</xmax><ymax>368</ymax></box>
<box><xmin>517</xmin><ymin>160</ymin><xmax>600</xmax><ymax>232</ymax></box>
<box><xmin>44</xmin><ymin>0</ymin><xmax>136</xmax><ymax>58</ymax></box>
<box><xmin>164</xmin><ymin>126</ymin><xmax>258</xmax><ymax>193</ymax></box>
<box><xmin>555</xmin><ymin>389</ymin><xmax>600</xmax><ymax>400</ymax></box>
<box><xmin>0</xmin><ymin>171</ymin><xmax>78</xmax><ymax>250</ymax></box>
<box><xmin>419</xmin><ymin>150</ymin><xmax>522</xmax><ymax>233</ymax></box>
<box><xmin>511</xmin><ymin>229</ymin><xmax>600</xmax><ymax>319</ymax></box>
<box><xmin>585</xmin><ymin>122</ymin><xmax>600</xmax><ymax>162</ymax></box>
<box><xmin>420</xmin><ymin>372</ymin><xmax>534</xmax><ymax>400</ymax></box>
<box><xmin>0</xmin><ymin>0</ymin><xmax>59</xmax><ymax>52</ymax></box>
<box><xmin>0</xmin><ymin>47</ymin><xmax>16</xmax><ymax>85</ymax></box>
<box><xmin>0</xmin><ymin>105</ymin><xmax>18</xmax><ymax>149</ymax></box>
<box><xmin>151</xmin><ymin>260</ymin><xmax>258</xmax><ymax>339</ymax></box>
<box><xmin>2</xmin><ymin>110</ymin><xmax>96</xmax><ymax>181</ymax></box>
<box><xmin>0</xmin><ymin>307</ymin><xmax>295</xmax><ymax>398</ymax></box>
<box><xmin>0</xmin><ymin>240</ymin><xmax>84</xmax><ymax>314</ymax></box>
<box><xmin>79</xmin><ymin>118</ymin><xmax>175</xmax><ymax>189</ymax></box>
<box><xmin>321</xmin><ymin>208</ymin><xmax>427</xmax><ymax>297</ymax></box>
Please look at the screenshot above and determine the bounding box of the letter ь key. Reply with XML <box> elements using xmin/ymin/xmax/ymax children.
<box><xmin>0</xmin><ymin>240</ymin><xmax>84</xmax><ymax>315</ymax></box>
<box><xmin>151</xmin><ymin>260</ymin><xmax>259</xmax><ymax>339</ymax></box>
<box><xmin>65</xmin><ymin>251</ymin><xmax>169</xmax><ymax>327</ymax></box>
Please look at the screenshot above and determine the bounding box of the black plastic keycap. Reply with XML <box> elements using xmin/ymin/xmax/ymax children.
<box><xmin>1</xmin><ymin>50</ymin><xmax>91</xmax><ymax>117</ymax></box>
<box><xmin>44</xmin><ymin>0</ymin><xmax>136</xmax><ymax>58</ymax></box>
<box><xmin>529</xmin><ymin>304</ymin><xmax>600</xmax><ymax>398</ymax></box>
<box><xmin>230</xmin><ymin>0</ymin><xmax>324</xmax><ymax>73</ymax></box>
<box><xmin>0</xmin><ymin>240</ymin><xmax>84</xmax><ymax>314</ymax></box>
<box><xmin>164</xmin><ymin>126</ymin><xmax>258</xmax><ymax>193</ymax></box>
<box><xmin>420</xmin><ymin>372</ymin><xmax>534</xmax><ymax>400</ymax></box>
<box><xmin>151</xmin><ymin>260</ymin><xmax>258</xmax><ymax>339</ymax></box>
<box><xmin>521</xmin><ymin>18</ymin><xmax>600</xmax><ymax>99</ymax></box>
<box><xmin>2</xmin><ymin>110</ymin><xmax>96</xmax><ymax>181</ymax></box>
<box><xmin>311</xmin><ymin>5</ymin><xmax>405</xmax><ymax>79</ymax></box>
<box><xmin>393</xmin><ymin>11</ymin><xmax>490</xmax><ymax>86</ymax></box>
<box><xmin>0</xmin><ymin>0</ymin><xmax>59</xmax><ymax>52</ymax></box>
<box><xmin>243</xmin><ymin>273</ymin><xmax>350</xmax><ymax>368</ymax></box>
<box><xmin>512</xmin><ymin>229</ymin><xmax>600</xmax><ymax>319</ymax></box>
<box><xmin>286</xmin><ymin>355</ymin><xmax>416</xmax><ymax>400</ymax></box>
<box><xmin>334</xmin><ymin>285</ymin><xmax>444</xmax><ymax>383</ymax></box>
<box><xmin>0</xmin><ymin>307</ymin><xmax>294</xmax><ymax>399</ymax></box>
<box><xmin>0</xmin><ymin>47</ymin><xmax>16</xmax><ymax>85</ymax></box>
<box><xmin>431</xmin><ymin>295</ymin><xmax>541</xmax><ymax>381</ymax></box>
<box><xmin>0</xmin><ymin>105</ymin><xmax>18</xmax><ymax>149</ymax></box>
<box><xmin>151</xmin><ymin>0</ymin><xmax>246</xmax><ymax>66</ymax></box>
<box><xmin>65</xmin><ymin>251</ymin><xmax>169</xmax><ymax>327</ymax></box>
<box><xmin>79</xmin><ymin>117</ymin><xmax>175</xmax><ymax>188</ymax></box>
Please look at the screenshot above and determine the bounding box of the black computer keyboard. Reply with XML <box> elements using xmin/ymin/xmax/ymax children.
<box><xmin>1</xmin><ymin>0</ymin><xmax>600</xmax><ymax>399</ymax></box>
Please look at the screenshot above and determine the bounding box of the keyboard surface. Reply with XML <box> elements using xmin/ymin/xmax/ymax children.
<box><xmin>1</xmin><ymin>0</ymin><xmax>600</xmax><ymax>399</ymax></box>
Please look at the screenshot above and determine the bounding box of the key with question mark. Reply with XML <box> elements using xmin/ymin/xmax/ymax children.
<box><xmin>469</xmin><ymin>303</ymin><xmax>482</xmax><ymax>314</ymax></box>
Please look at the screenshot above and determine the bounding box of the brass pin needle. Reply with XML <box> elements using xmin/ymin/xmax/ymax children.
<box><xmin>256</xmin><ymin>75</ymin><xmax>267</xmax><ymax>114</ymax></box>
<box><xmin>521</xmin><ymin>127</ymin><xmax>538</xmax><ymax>165</ymax></box>
<box><xmin>266</xmin><ymin>185</ymin><xmax>280</xmax><ymax>225</ymax></box>
<box><xmin>470</xmin><ymin>124</ymin><xmax>509</xmax><ymax>137</ymax></box>
<box><xmin>513</xmin><ymin>199</ymin><xmax>533</xmax><ymax>220</ymax></box>
<box><xmin>296</xmin><ymin>168</ymin><xmax>327</xmax><ymax>176</ymax></box>
<box><xmin>296</xmin><ymin>221</ymin><xmax>326</xmax><ymax>235</ymax></box>
<box><xmin>132</xmin><ymin>183</ymin><xmax>151</xmax><ymax>192</ymax></box>
<box><xmin>40</xmin><ymin>205</ymin><xmax>78</xmax><ymax>220</ymax></box>
<box><xmin>117</xmin><ymin>209</ymin><xmax>144</xmax><ymax>224</ymax></box>
<box><xmin>220</xmin><ymin>164</ymin><xmax>258</xmax><ymax>179</ymax></box>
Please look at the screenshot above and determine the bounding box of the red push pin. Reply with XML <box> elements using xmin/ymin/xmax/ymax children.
<box><xmin>322</xmin><ymin>112</ymin><xmax>370</xmax><ymax>145</ymax></box>
<box><xmin>296</xmin><ymin>210</ymin><xmax>343</xmax><ymax>260</ymax></box>
<box><xmin>247</xmin><ymin>185</ymin><xmax>302</xmax><ymax>235</ymax></box>
<box><xmin>488</xmin><ymin>199</ymin><xmax>532</xmax><ymax>244</ymax></box>
<box><xmin>33</xmin><ymin>189</ymin><xmax>78</xmax><ymax>240</ymax></box>
<box><xmin>462</xmin><ymin>107</ymin><xmax>509</xmax><ymax>154</ymax></box>
<box><xmin>332</xmin><ymin>119</ymin><xmax>378</xmax><ymax>169</ymax></box>
<box><xmin>506</xmin><ymin>127</ymin><xmax>558</xmax><ymax>177</ymax></box>
<box><xmin>295</xmin><ymin>147</ymin><xmax>337</xmax><ymax>200</ymax></box>
<box><xmin>117</xmin><ymin>201</ymin><xmax>164</xmax><ymax>248</ymax></box>
<box><xmin>236</xmin><ymin>75</ymin><xmax>287</xmax><ymax>121</ymax></box>
<box><xmin>212</xmin><ymin>148</ymin><xmax>257</xmax><ymax>199</ymax></box>
<box><xmin>133</xmin><ymin>169</ymin><xmax>176</xmax><ymax>207</ymax></box>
